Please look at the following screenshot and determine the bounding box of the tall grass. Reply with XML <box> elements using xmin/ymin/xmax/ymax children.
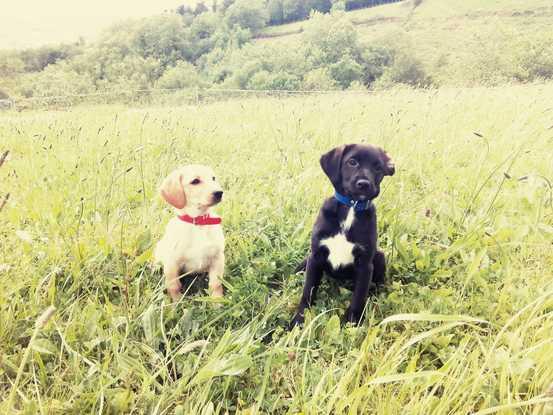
<box><xmin>1</xmin><ymin>84</ymin><xmax>552</xmax><ymax>414</ymax></box>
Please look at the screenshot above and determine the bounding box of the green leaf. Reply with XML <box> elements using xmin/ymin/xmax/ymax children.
<box><xmin>141</xmin><ymin>304</ymin><xmax>158</xmax><ymax>345</ymax></box>
<box><xmin>324</xmin><ymin>315</ymin><xmax>341</xmax><ymax>340</ymax></box>
<box><xmin>380</xmin><ymin>313</ymin><xmax>488</xmax><ymax>325</ymax></box>
<box><xmin>367</xmin><ymin>370</ymin><xmax>444</xmax><ymax>385</ymax></box>
<box><xmin>31</xmin><ymin>338</ymin><xmax>57</xmax><ymax>355</ymax></box>
<box><xmin>176</xmin><ymin>340</ymin><xmax>209</xmax><ymax>355</ymax></box>
<box><xmin>194</xmin><ymin>355</ymin><xmax>253</xmax><ymax>384</ymax></box>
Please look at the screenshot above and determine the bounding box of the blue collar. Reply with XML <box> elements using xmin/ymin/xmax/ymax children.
<box><xmin>334</xmin><ymin>191</ymin><xmax>372</xmax><ymax>212</ymax></box>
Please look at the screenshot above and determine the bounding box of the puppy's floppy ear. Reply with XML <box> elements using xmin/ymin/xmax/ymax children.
<box><xmin>379</xmin><ymin>148</ymin><xmax>395</xmax><ymax>176</ymax></box>
<box><xmin>320</xmin><ymin>144</ymin><xmax>351</xmax><ymax>190</ymax></box>
<box><xmin>160</xmin><ymin>169</ymin><xmax>186</xmax><ymax>209</ymax></box>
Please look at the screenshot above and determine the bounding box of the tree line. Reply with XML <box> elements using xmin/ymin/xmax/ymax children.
<box><xmin>0</xmin><ymin>0</ymin><xmax>431</xmax><ymax>101</ymax></box>
<box><xmin>1</xmin><ymin>0</ymin><xmax>552</xmax><ymax>102</ymax></box>
<box><xmin>176</xmin><ymin>0</ymin><xmax>403</xmax><ymax>26</ymax></box>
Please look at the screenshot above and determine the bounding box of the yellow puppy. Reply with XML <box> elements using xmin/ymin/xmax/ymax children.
<box><xmin>155</xmin><ymin>165</ymin><xmax>225</xmax><ymax>301</ymax></box>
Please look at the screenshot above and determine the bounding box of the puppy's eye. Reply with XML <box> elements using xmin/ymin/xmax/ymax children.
<box><xmin>190</xmin><ymin>178</ymin><xmax>201</xmax><ymax>185</ymax></box>
<box><xmin>212</xmin><ymin>177</ymin><xmax>216</xmax><ymax>181</ymax></box>
<box><xmin>347</xmin><ymin>158</ymin><xmax>359</xmax><ymax>167</ymax></box>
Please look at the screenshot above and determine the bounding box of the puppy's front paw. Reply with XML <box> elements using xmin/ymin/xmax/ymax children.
<box><xmin>289</xmin><ymin>313</ymin><xmax>305</xmax><ymax>330</ymax></box>
<box><xmin>167</xmin><ymin>286</ymin><xmax>183</xmax><ymax>302</ymax></box>
<box><xmin>344</xmin><ymin>307</ymin><xmax>363</xmax><ymax>325</ymax></box>
<box><xmin>210</xmin><ymin>286</ymin><xmax>224</xmax><ymax>298</ymax></box>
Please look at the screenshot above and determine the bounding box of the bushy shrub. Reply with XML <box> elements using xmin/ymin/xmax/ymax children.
<box><xmin>156</xmin><ymin>61</ymin><xmax>202</xmax><ymax>89</ymax></box>
<box><xmin>329</xmin><ymin>54</ymin><xmax>364</xmax><ymax>88</ymax></box>
<box><xmin>347</xmin><ymin>80</ymin><xmax>367</xmax><ymax>91</ymax></box>
<box><xmin>360</xmin><ymin>45</ymin><xmax>394</xmax><ymax>85</ymax></box>
<box><xmin>216</xmin><ymin>42</ymin><xmax>307</xmax><ymax>89</ymax></box>
<box><xmin>213</xmin><ymin>12</ymin><xmax>398</xmax><ymax>91</ymax></box>
<box><xmin>302</xmin><ymin>12</ymin><xmax>371</xmax><ymax>88</ymax></box>
<box><xmin>461</xmin><ymin>29</ymin><xmax>553</xmax><ymax>86</ymax></box>
<box><xmin>246</xmin><ymin>70</ymin><xmax>301</xmax><ymax>90</ymax></box>
<box><xmin>302</xmin><ymin>68</ymin><xmax>338</xmax><ymax>90</ymax></box>
<box><xmin>510</xmin><ymin>33</ymin><xmax>553</xmax><ymax>82</ymax></box>
<box><xmin>16</xmin><ymin>62</ymin><xmax>95</xmax><ymax>98</ymax></box>
<box><xmin>376</xmin><ymin>52</ymin><xmax>432</xmax><ymax>88</ymax></box>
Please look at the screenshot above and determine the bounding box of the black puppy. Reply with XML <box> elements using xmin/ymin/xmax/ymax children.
<box><xmin>291</xmin><ymin>143</ymin><xmax>395</xmax><ymax>326</ymax></box>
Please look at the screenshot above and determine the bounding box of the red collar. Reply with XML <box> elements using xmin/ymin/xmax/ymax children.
<box><xmin>178</xmin><ymin>214</ymin><xmax>222</xmax><ymax>226</ymax></box>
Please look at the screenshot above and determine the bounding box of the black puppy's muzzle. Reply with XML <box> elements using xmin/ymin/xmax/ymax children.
<box><xmin>353</xmin><ymin>179</ymin><xmax>378</xmax><ymax>200</ymax></box>
<box><xmin>355</xmin><ymin>179</ymin><xmax>375</xmax><ymax>193</ymax></box>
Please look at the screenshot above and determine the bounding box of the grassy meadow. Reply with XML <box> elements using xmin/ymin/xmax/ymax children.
<box><xmin>1</xmin><ymin>84</ymin><xmax>553</xmax><ymax>413</ymax></box>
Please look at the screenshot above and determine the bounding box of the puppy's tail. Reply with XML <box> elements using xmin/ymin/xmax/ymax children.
<box><xmin>294</xmin><ymin>258</ymin><xmax>308</xmax><ymax>274</ymax></box>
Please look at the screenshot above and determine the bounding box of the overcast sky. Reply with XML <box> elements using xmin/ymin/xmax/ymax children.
<box><xmin>0</xmin><ymin>0</ymin><xmax>187</xmax><ymax>49</ymax></box>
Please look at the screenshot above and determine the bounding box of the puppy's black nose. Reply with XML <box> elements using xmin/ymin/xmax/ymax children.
<box><xmin>355</xmin><ymin>179</ymin><xmax>373</xmax><ymax>190</ymax></box>
<box><xmin>213</xmin><ymin>191</ymin><xmax>223</xmax><ymax>201</ymax></box>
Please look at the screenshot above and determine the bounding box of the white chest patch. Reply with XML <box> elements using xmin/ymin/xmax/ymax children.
<box><xmin>342</xmin><ymin>207</ymin><xmax>355</xmax><ymax>232</ymax></box>
<box><xmin>320</xmin><ymin>233</ymin><xmax>355</xmax><ymax>269</ymax></box>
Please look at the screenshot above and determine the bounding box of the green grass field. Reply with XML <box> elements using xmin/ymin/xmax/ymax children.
<box><xmin>1</xmin><ymin>84</ymin><xmax>553</xmax><ymax>414</ymax></box>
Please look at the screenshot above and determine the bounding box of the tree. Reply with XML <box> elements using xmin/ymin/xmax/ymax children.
<box><xmin>225</xmin><ymin>0</ymin><xmax>268</xmax><ymax>34</ymax></box>
<box><xmin>306</xmin><ymin>0</ymin><xmax>333</xmax><ymax>13</ymax></box>
<box><xmin>303</xmin><ymin>12</ymin><xmax>361</xmax><ymax>65</ymax></box>
<box><xmin>268</xmin><ymin>0</ymin><xmax>332</xmax><ymax>25</ymax></box>
<box><xmin>194</xmin><ymin>2</ymin><xmax>209</xmax><ymax>15</ymax></box>
<box><xmin>0</xmin><ymin>51</ymin><xmax>25</xmax><ymax>78</ymax></box>
<box><xmin>282</xmin><ymin>0</ymin><xmax>308</xmax><ymax>23</ymax></box>
<box><xmin>221</xmin><ymin>0</ymin><xmax>236</xmax><ymax>11</ymax></box>
<box><xmin>18</xmin><ymin>43</ymin><xmax>81</xmax><ymax>72</ymax></box>
<box><xmin>137</xmin><ymin>16</ymin><xmax>188</xmax><ymax>65</ymax></box>
<box><xmin>191</xmin><ymin>12</ymin><xmax>219</xmax><ymax>40</ymax></box>
<box><xmin>176</xmin><ymin>4</ymin><xmax>193</xmax><ymax>16</ymax></box>
<box><xmin>267</xmin><ymin>0</ymin><xmax>284</xmax><ymax>25</ymax></box>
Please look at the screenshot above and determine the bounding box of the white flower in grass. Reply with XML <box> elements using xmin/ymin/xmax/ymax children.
<box><xmin>0</xmin><ymin>264</ymin><xmax>10</xmax><ymax>273</ymax></box>
<box><xmin>16</xmin><ymin>230</ymin><xmax>33</xmax><ymax>243</ymax></box>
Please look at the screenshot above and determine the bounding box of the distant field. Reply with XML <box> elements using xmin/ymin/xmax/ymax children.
<box><xmin>258</xmin><ymin>0</ymin><xmax>553</xmax><ymax>86</ymax></box>
<box><xmin>1</xmin><ymin>84</ymin><xmax>553</xmax><ymax>413</ymax></box>
<box><xmin>258</xmin><ymin>0</ymin><xmax>553</xmax><ymax>37</ymax></box>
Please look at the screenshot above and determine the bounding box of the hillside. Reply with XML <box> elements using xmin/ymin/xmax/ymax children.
<box><xmin>1</xmin><ymin>0</ymin><xmax>553</xmax><ymax>104</ymax></box>
<box><xmin>258</xmin><ymin>0</ymin><xmax>553</xmax><ymax>85</ymax></box>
